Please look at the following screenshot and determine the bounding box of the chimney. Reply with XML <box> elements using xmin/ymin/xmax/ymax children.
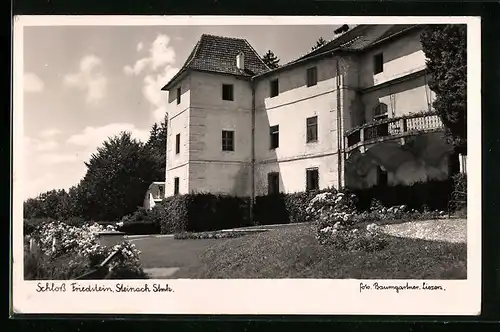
<box><xmin>334</xmin><ymin>24</ymin><xmax>350</xmax><ymax>35</ymax></box>
<box><xmin>236</xmin><ymin>51</ymin><xmax>245</xmax><ymax>70</ymax></box>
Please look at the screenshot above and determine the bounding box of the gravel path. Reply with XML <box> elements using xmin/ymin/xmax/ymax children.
<box><xmin>381</xmin><ymin>218</ymin><xmax>467</xmax><ymax>243</ymax></box>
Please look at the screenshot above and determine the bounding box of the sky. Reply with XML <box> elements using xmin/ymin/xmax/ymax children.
<box><xmin>22</xmin><ymin>24</ymin><xmax>341</xmax><ymax>200</ymax></box>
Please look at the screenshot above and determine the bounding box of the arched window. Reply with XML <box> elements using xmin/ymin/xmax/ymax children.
<box><xmin>373</xmin><ymin>103</ymin><xmax>388</xmax><ymax>121</ymax></box>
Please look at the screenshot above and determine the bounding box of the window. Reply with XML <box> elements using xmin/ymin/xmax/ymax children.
<box><xmin>176</xmin><ymin>87</ymin><xmax>181</xmax><ymax>105</ymax></box>
<box><xmin>306</xmin><ymin>67</ymin><xmax>318</xmax><ymax>87</ymax></box>
<box><xmin>222</xmin><ymin>130</ymin><xmax>234</xmax><ymax>151</ymax></box>
<box><xmin>306</xmin><ymin>168</ymin><xmax>319</xmax><ymax>191</ymax></box>
<box><xmin>174</xmin><ymin>177</ymin><xmax>180</xmax><ymax>195</ymax></box>
<box><xmin>270</xmin><ymin>79</ymin><xmax>279</xmax><ymax>97</ymax></box>
<box><xmin>306</xmin><ymin>116</ymin><xmax>318</xmax><ymax>143</ymax></box>
<box><xmin>269</xmin><ymin>125</ymin><xmax>279</xmax><ymax>149</ymax></box>
<box><xmin>376</xmin><ymin>166</ymin><xmax>388</xmax><ymax>187</ymax></box>
<box><xmin>373</xmin><ymin>103</ymin><xmax>388</xmax><ymax>121</ymax></box>
<box><xmin>222</xmin><ymin>84</ymin><xmax>234</xmax><ymax>101</ymax></box>
<box><xmin>373</xmin><ymin>53</ymin><xmax>383</xmax><ymax>74</ymax></box>
<box><xmin>175</xmin><ymin>134</ymin><xmax>180</xmax><ymax>154</ymax></box>
<box><xmin>268</xmin><ymin>172</ymin><xmax>280</xmax><ymax>195</ymax></box>
<box><xmin>158</xmin><ymin>185</ymin><xmax>164</xmax><ymax>198</ymax></box>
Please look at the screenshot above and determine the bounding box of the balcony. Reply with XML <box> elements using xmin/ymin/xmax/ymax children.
<box><xmin>345</xmin><ymin>112</ymin><xmax>444</xmax><ymax>156</ymax></box>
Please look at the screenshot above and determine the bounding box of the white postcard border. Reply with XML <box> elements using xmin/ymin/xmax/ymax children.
<box><xmin>12</xmin><ymin>16</ymin><xmax>481</xmax><ymax>316</ymax></box>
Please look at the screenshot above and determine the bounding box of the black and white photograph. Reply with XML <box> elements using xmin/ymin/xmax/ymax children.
<box><xmin>12</xmin><ymin>16</ymin><xmax>481</xmax><ymax>315</ymax></box>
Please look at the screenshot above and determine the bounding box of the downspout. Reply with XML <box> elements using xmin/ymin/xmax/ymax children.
<box><xmin>423</xmin><ymin>72</ymin><xmax>431</xmax><ymax>112</ymax></box>
<box><xmin>250</xmin><ymin>80</ymin><xmax>256</xmax><ymax>224</ymax></box>
<box><xmin>336</xmin><ymin>58</ymin><xmax>343</xmax><ymax>189</ymax></box>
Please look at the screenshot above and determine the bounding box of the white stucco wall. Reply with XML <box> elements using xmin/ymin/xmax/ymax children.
<box><xmin>177</xmin><ymin>71</ymin><xmax>253</xmax><ymax>196</ymax></box>
<box><xmin>253</xmin><ymin>57</ymin><xmax>343</xmax><ymax>194</ymax></box>
<box><xmin>362</xmin><ymin>74</ymin><xmax>435</xmax><ymax>121</ymax></box>
<box><xmin>255</xmin><ymin>156</ymin><xmax>339</xmax><ymax>195</ymax></box>
<box><xmin>165</xmin><ymin>74</ymin><xmax>192</xmax><ymax>196</ymax></box>
<box><xmin>359</xmin><ymin>28</ymin><xmax>427</xmax><ymax>88</ymax></box>
<box><xmin>189</xmin><ymin>162</ymin><xmax>252</xmax><ymax>196</ymax></box>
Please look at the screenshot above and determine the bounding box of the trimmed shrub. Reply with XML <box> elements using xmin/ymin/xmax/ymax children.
<box><xmin>159</xmin><ymin>195</ymin><xmax>189</xmax><ymax>234</ymax></box>
<box><xmin>254</xmin><ymin>179</ymin><xmax>454</xmax><ymax>225</ymax></box>
<box><xmin>351</xmin><ymin>179</ymin><xmax>454</xmax><ymax>212</ymax></box>
<box><xmin>253</xmin><ymin>194</ymin><xmax>288</xmax><ymax>225</ymax></box>
<box><xmin>119</xmin><ymin>207</ymin><xmax>162</xmax><ymax>235</ymax></box>
<box><xmin>174</xmin><ymin>230</ymin><xmax>252</xmax><ymax>240</ymax></box>
<box><xmin>158</xmin><ymin>193</ymin><xmax>253</xmax><ymax>234</ymax></box>
<box><xmin>254</xmin><ymin>189</ymin><xmax>335</xmax><ymax>225</ymax></box>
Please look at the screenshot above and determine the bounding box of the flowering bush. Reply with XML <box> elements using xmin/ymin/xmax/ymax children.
<box><xmin>308</xmin><ymin>191</ymin><xmax>449</xmax><ymax>252</ymax></box>
<box><xmin>316</xmin><ymin>220</ymin><xmax>388</xmax><ymax>252</ymax></box>
<box><xmin>25</xmin><ymin>221</ymin><xmax>146</xmax><ymax>280</ymax></box>
<box><xmin>306</xmin><ymin>192</ymin><xmax>386</xmax><ymax>252</ymax></box>
<box><xmin>174</xmin><ymin>230</ymin><xmax>259</xmax><ymax>240</ymax></box>
<box><xmin>305</xmin><ymin>191</ymin><xmax>358</xmax><ymax>222</ymax></box>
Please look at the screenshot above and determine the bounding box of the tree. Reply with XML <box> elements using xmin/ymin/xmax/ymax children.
<box><xmin>145</xmin><ymin>116</ymin><xmax>168</xmax><ymax>180</ymax></box>
<box><xmin>78</xmin><ymin>131</ymin><xmax>161</xmax><ymax>221</ymax></box>
<box><xmin>23</xmin><ymin>189</ymin><xmax>74</xmax><ymax>220</ymax></box>
<box><xmin>261</xmin><ymin>50</ymin><xmax>280</xmax><ymax>69</ymax></box>
<box><xmin>421</xmin><ymin>24</ymin><xmax>467</xmax><ymax>155</ymax></box>
<box><xmin>24</xmin><ymin>197</ymin><xmax>44</xmax><ymax>219</ymax></box>
<box><xmin>312</xmin><ymin>37</ymin><xmax>327</xmax><ymax>51</ymax></box>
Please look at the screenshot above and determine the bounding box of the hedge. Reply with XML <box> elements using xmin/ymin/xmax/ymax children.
<box><xmin>115</xmin><ymin>177</ymin><xmax>462</xmax><ymax>234</ymax></box>
<box><xmin>254</xmin><ymin>190</ymin><xmax>323</xmax><ymax>225</ymax></box>
<box><xmin>158</xmin><ymin>193</ymin><xmax>253</xmax><ymax>234</ymax></box>
<box><xmin>118</xmin><ymin>207</ymin><xmax>162</xmax><ymax>235</ymax></box>
<box><xmin>351</xmin><ymin>179</ymin><xmax>455</xmax><ymax>212</ymax></box>
<box><xmin>254</xmin><ymin>179</ymin><xmax>456</xmax><ymax>225</ymax></box>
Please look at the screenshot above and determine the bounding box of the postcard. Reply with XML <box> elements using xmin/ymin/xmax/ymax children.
<box><xmin>12</xmin><ymin>15</ymin><xmax>480</xmax><ymax>315</ymax></box>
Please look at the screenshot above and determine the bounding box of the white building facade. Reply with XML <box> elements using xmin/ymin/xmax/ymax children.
<box><xmin>162</xmin><ymin>25</ymin><xmax>454</xmax><ymax>198</ymax></box>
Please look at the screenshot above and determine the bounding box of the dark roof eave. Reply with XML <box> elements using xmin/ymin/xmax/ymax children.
<box><xmin>252</xmin><ymin>47</ymin><xmax>347</xmax><ymax>80</ymax></box>
<box><xmin>252</xmin><ymin>25</ymin><xmax>425</xmax><ymax>81</ymax></box>
<box><xmin>161</xmin><ymin>68</ymin><xmax>189</xmax><ymax>91</ymax></box>
<box><xmin>359</xmin><ymin>25</ymin><xmax>424</xmax><ymax>52</ymax></box>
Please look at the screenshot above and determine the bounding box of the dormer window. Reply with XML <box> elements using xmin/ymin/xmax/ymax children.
<box><xmin>373</xmin><ymin>103</ymin><xmax>388</xmax><ymax>121</ymax></box>
<box><xmin>236</xmin><ymin>51</ymin><xmax>245</xmax><ymax>70</ymax></box>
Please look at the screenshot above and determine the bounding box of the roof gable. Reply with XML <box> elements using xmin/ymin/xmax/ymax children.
<box><xmin>162</xmin><ymin>34</ymin><xmax>270</xmax><ymax>90</ymax></box>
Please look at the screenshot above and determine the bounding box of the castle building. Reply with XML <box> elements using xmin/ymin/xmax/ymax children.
<box><xmin>161</xmin><ymin>24</ymin><xmax>452</xmax><ymax>199</ymax></box>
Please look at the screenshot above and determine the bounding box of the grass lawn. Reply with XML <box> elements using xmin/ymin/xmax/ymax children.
<box><xmin>132</xmin><ymin>237</ymin><xmax>223</xmax><ymax>269</ymax></box>
<box><xmin>134</xmin><ymin>219</ymin><xmax>467</xmax><ymax>279</ymax></box>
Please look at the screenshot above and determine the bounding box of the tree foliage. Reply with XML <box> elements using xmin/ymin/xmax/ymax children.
<box><xmin>421</xmin><ymin>24</ymin><xmax>467</xmax><ymax>154</ymax></box>
<box><xmin>145</xmin><ymin>115</ymin><xmax>168</xmax><ymax>179</ymax></box>
<box><xmin>261</xmin><ymin>50</ymin><xmax>280</xmax><ymax>69</ymax></box>
<box><xmin>312</xmin><ymin>37</ymin><xmax>327</xmax><ymax>51</ymax></box>
<box><xmin>77</xmin><ymin>131</ymin><xmax>160</xmax><ymax>221</ymax></box>
<box><xmin>24</xmin><ymin>189</ymin><xmax>76</xmax><ymax>220</ymax></box>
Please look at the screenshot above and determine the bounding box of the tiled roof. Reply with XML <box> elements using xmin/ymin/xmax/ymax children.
<box><xmin>162</xmin><ymin>25</ymin><xmax>422</xmax><ymax>88</ymax></box>
<box><xmin>283</xmin><ymin>24</ymin><xmax>421</xmax><ymax>67</ymax></box>
<box><xmin>162</xmin><ymin>34</ymin><xmax>270</xmax><ymax>90</ymax></box>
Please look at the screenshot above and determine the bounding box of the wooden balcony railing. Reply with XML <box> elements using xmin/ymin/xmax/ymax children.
<box><xmin>345</xmin><ymin>111</ymin><xmax>444</xmax><ymax>153</ymax></box>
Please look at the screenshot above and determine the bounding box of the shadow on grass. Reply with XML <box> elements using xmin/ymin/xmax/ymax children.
<box><xmin>174</xmin><ymin>224</ymin><xmax>467</xmax><ymax>280</ymax></box>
